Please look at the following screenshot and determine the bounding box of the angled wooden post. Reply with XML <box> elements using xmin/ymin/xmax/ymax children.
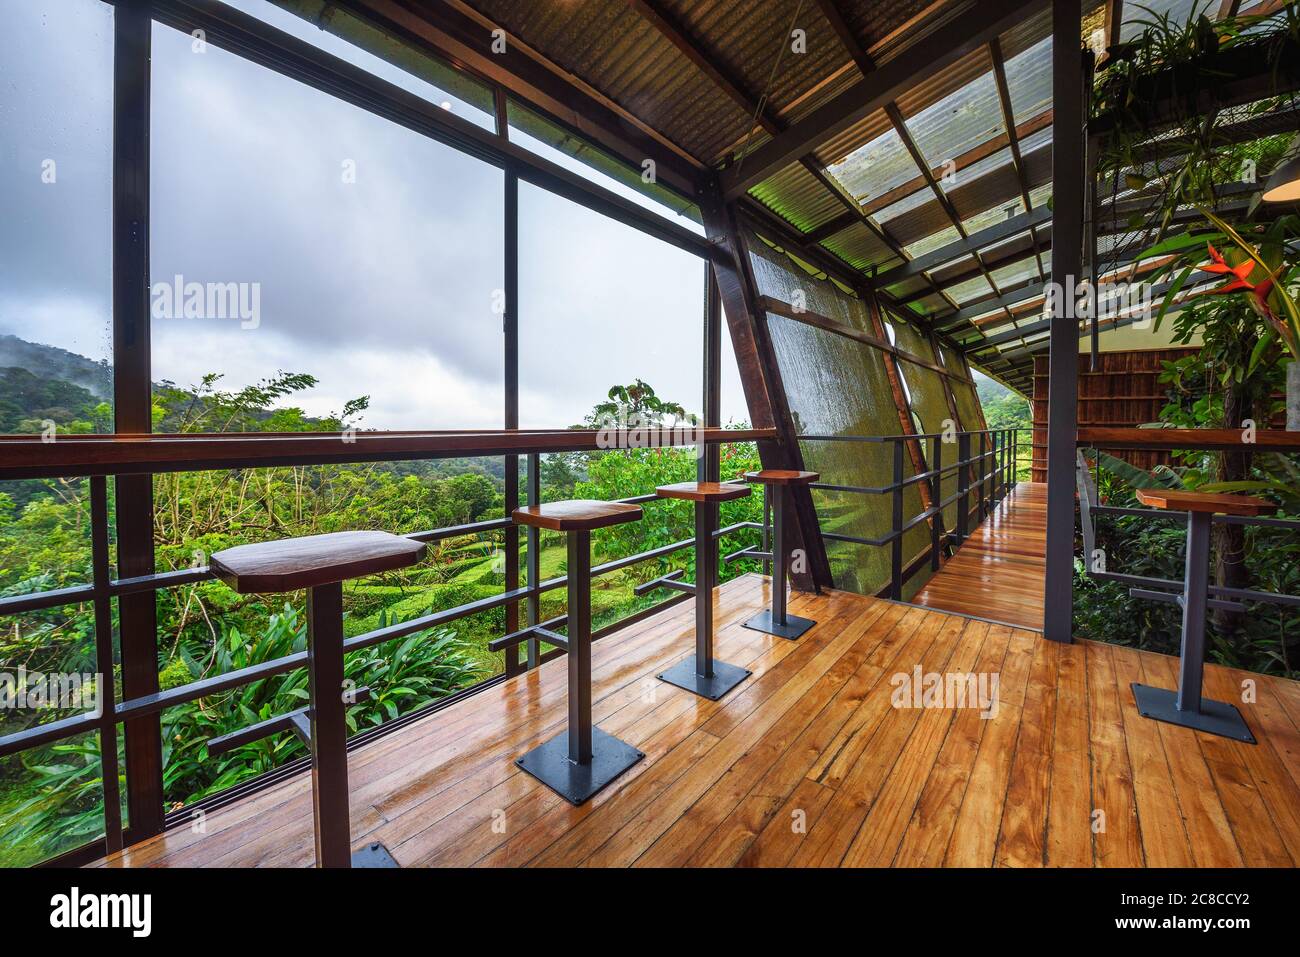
<box><xmin>864</xmin><ymin>292</ymin><xmax>933</xmax><ymax>515</ymax></box>
<box><xmin>698</xmin><ymin>175</ymin><xmax>831</xmax><ymax>592</ymax></box>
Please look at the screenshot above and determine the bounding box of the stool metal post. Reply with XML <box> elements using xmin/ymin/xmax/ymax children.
<box><xmin>695</xmin><ymin>502</ymin><xmax>715</xmax><ymax>679</ymax></box>
<box><xmin>1176</xmin><ymin>511</ymin><xmax>1210</xmax><ymax>714</ymax></box>
<box><xmin>306</xmin><ymin>581</ymin><xmax>351</xmax><ymax>868</ymax></box>
<box><xmin>1129</xmin><ymin>489</ymin><xmax>1263</xmax><ymax>744</ymax></box>
<box><xmin>566</xmin><ymin>530</ymin><xmax>594</xmax><ymax>764</ymax></box>
<box><xmin>742</xmin><ymin>471</ymin><xmax>817</xmax><ymax>640</ymax></box>
<box><xmin>771</xmin><ymin>484</ymin><xmax>788</xmax><ymax>626</ymax></box>
<box><xmin>511</xmin><ymin>500</ymin><xmax>645</xmax><ymax>804</ymax></box>
<box><xmin>656</xmin><ymin>493</ymin><xmax>752</xmax><ymax>699</ymax></box>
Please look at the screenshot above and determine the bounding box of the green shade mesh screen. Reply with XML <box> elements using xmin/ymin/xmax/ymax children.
<box><xmin>746</xmin><ymin>230</ymin><xmax>931</xmax><ymax>595</ymax></box>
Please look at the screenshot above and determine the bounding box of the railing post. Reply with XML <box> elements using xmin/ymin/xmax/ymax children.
<box><xmin>957</xmin><ymin>432</ymin><xmax>971</xmax><ymax>543</ymax></box>
<box><xmin>890</xmin><ymin>440</ymin><xmax>904</xmax><ymax>600</ymax></box>
<box><xmin>977</xmin><ymin>433</ymin><xmax>988</xmax><ymax>522</ymax></box>
<box><xmin>90</xmin><ymin>477</ymin><xmax>123</xmax><ymax>855</ymax></box>
<box><xmin>526</xmin><ymin>451</ymin><xmax>541</xmax><ymax>670</ymax></box>
<box><xmin>930</xmin><ymin>436</ymin><xmax>942</xmax><ymax>571</ymax></box>
<box><xmin>761</xmin><ymin>483</ymin><xmax>772</xmax><ymax>578</ymax></box>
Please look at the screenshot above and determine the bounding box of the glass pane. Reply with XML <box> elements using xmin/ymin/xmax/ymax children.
<box><xmin>904</xmin><ymin>72</ymin><xmax>1005</xmax><ymax>171</ymax></box>
<box><xmin>1121</xmin><ymin>0</ymin><xmax>1217</xmax><ymax>41</ymax></box>
<box><xmin>216</xmin><ymin>0</ymin><xmax>496</xmax><ymax>128</ymax></box>
<box><xmin>1005</xmin><ymin>36</ymin><xmax>1053</xmax><ymax>126</ymax></box>
<box><xmin>827</xmin><ymin>122</ymin><xmax>921</xmax><ymax>207</ymax></box>
<box><xmin>508</xmin><ymin>100</ymin><xmax>702</xmax><ymax>230</ymax></box>
<box><xmin>0</xmin><ymin>0</ymin><xmax>114</xmax><ymax>865</ymax></box>
<box><xmin>0</xmin><ymin>731</ymin><xmax>110</xmax><ymax>867</ymax></box>
<box><xmin>518</xmin><ymin>181</ymin><xmax>704</xmax><ymax>429</ymax></box>
<box><xmin>0</xmin><ymin>0</ymin><xmax>114</xmax><ymax>432</ymax></box>
<box><xmin>765</xmin><ymin>315</ymin><xmax>929</xmax><ymax>594</ymax></box>
<box><xmin>150</xmin><ymin>21</ymin><xmax>504</xmax><ymax>431</ymax></box>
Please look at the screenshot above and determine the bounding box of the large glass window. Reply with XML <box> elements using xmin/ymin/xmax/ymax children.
<box><xmin>147</xmin><ymin>20</ymin><xmax>509</xmax><ymax>808</ymax></box>
<box><xmin>518</xmin><ymin>182</ymin><xmax>704</xmax><ymax>428</ymax></box>
<box><xmin>150</xmin><ymin>22</ymin><xmax>504</xmax><ymax>431</ymax></box>
<box><xmin>0</xmin><ymin>0</ymin><xmax>115</xmax><ymax>867</ymax></box>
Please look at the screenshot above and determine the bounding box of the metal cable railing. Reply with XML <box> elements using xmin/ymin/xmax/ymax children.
<box><xmin>0</xmin><ymin>430</ymin><xmax>774</xmax><ymax>861</ymax></box>
<box><xmin>795</xmin><ymin>428</ymin><xmax>1021</xmax><ymax>599</ymax></box>
<box><xmin>1075</xmin><ymin>449</ymin><xmax>1300</xmax><ymax>609</ymax></box>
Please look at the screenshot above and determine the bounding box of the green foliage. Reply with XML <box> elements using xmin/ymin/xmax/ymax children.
<box><xmin>160</xmin><ymin>604</ymin><xmax>485</xmax><ymax>804</ymax></box>
<box><xmin>585</xmin><ymin>378</ymin><xmax>690</xmax><ymax>427</ymax></box>
<box><xmin>975</xmin><ymin>375</ymin><xmax>1033</xmax><ymax>480</ymax></box>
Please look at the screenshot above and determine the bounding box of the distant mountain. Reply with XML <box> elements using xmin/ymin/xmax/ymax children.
<box><xmin>0</xmin><ymin>335</ymin><xmax>111</xmax><ymax>400</ymax></box>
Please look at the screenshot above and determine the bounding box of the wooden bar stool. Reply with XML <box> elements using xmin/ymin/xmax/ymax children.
<box><xmin>1129</xmin><ymin>489</ymin><xmax>1273</xmax><ymax>743</ymax></box>
<box><xmin>510</xmin><ymin>500</ymin><xmax>645</xmax><ymax>804</ymax></box>
<box><xmin>742</xmin><ymin>470</ymin><xmax>819</xmax><ymax>640</ymax></box>
<box><xmin>643</xmin><ymin>482</ymin><xmax>753</xmax><ymax>700</ymax></box>
<box><xmin>208</xmin><ymin>530</ymin><xmax>427</xmax><ymax>867</ymax></box>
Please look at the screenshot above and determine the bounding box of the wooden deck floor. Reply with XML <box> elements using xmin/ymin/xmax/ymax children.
<box><xmin>912</xmin><ymin>481</ymin><xmax>1047</xmax><ymax>630</ymax></box>
<box><xmin>100</xmin><ymin>573</ymin><xmax>1300</xmax><ymax>868</ymax></box>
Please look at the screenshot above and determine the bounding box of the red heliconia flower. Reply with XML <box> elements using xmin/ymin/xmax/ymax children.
<box><xmin>1204</xmin><ymin>242</ymin><xmax>1260</xmax><ymax>296</ymax></box>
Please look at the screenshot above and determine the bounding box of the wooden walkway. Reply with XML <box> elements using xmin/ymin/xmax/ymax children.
<box><xmin>911</xmin><ymin>481</ymin><xmax>1047</xmax><ymax>630</ymax></box>
<box><xmin>99</xmin><ymin>573</ymin><xmax>1300</xmax><ymax>868</ymax></box>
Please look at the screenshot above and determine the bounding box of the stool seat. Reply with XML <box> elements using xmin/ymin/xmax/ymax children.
<box><xmin>512</xmin><ymin>500</ymin><xmax>643</xmax><ymax>531</ymax></box>
<box><xmin>655</xmin><ymin>481</ymin><xmax>751</xmax><ymax>503</ymax></box>
<box><xmin>210</xmin><ymin>530</ymin><xmax>427</xmax><ymax>594</ymax></box>
<box><xmin>743</xmin><ymin>469</ymin><xmax>819</xmax><ymax>485</ymax></box>
<box><xmin>1135</xmin><ymin>489</ymin><xmax>1274</xmax><ymax>516</ymax></box>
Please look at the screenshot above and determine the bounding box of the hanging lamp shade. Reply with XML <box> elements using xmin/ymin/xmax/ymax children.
<box><xmin>1262</xmin><ymin>155</ymin><xmax>1300</xmax><ymax>203</ymax></box>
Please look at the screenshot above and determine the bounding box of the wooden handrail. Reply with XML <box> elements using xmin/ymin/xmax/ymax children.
<box><xmin>0</xmin><ymin>428</ymin><xmax>778</xmax><ymax>480</ymax></box>
<box><xmin>1077</xmin><ymin>428</ymin><xmax>1300</xmax><ymax>451</ymax></box>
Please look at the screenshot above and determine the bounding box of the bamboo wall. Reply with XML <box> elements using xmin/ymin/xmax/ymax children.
<box><xmin>1030</xmin><ymin>349</ymin><xmax>1197</xmax><ymax>482</ymax></box>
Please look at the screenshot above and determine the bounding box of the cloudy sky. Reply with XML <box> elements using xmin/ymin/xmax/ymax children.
<box><xmin>1</xmin><ymin>0</ymin><xmax>748</xmax><ymax>430</ymax></box>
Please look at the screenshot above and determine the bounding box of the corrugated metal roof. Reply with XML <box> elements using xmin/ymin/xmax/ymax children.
<box><xmin>820</xmin><ymin>221</ymin><xmax>903</xmax><ymax>272</ymax></box>
<box><xmin>749</xmin><ymin>159</ymin><xmax>850</xmax><ymax>232</ymax></box>
<box><xmin>439</xmin><ymin>0</ymin><xmax>1122</xmax><ymax>386</ymax></box>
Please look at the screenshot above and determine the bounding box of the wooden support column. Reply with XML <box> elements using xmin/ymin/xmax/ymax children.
<box><xmin>698</xmin><ymin>176</ymin><xmax>830</xmax><ymax>592</ymax></box>
<box><xmin>865</xmin><ymin>295</ymin><xmax>932</xmax><ymax>512</ymax></box>
<box><xmin>113</xmin><ymin>0</ymin><xmax>166</xmax><ymax>839</ymax></box>
<box><xmin>1044</xmin><ymin>0</ymin><xmax>1085</xmax><ymax>644</ymax></box>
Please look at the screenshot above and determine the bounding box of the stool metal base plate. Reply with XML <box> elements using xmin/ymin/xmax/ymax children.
<box><xmin>1131</xmin><ymin>684</ymin><xmax>1256</xmax><ymax>744</ymax></box>
<box><xmin>658</xmin><ymin>655</ymin><xmax>751</xmax><ymax>701</ymax></box>
<box><xmin>743</xmin><ymin>610</ymin><xmax>815</xmax><ymax>640</ymax></box>
<box><xmin>351</xmin><ymin>842</ymin><xmax>400</xmax><ymax>868</ymax></box>
<box><xmin>516</xmin><ymin>726</ymin><xmax>644</xmax><ymax>805</ymax></box>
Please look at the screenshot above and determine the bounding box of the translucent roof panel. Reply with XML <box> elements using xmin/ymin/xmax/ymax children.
<box><xmin>962</xmin><ymin>197</ymin><xmax>1027</xmax><ymax>235</ymax></box>
<box><xmin>990</xmin><ymin>256</ymin><xmax>1042</xmax><ymax>290</ymax></box>
<box><xmin>903</xmin><ymin>70</ymin><xmax>1006</xmax><ymax>171</ymax></box>
<box><xmin>1004</xmin><ymin>36</ymin><xmax>1053</xmax><ymax>126</ymax></box>
<box><xmin>904</xmin><ymin>224</ymin><xmax>961</xmax><ymax>260</ymax></box>
<box><xmin>827</xmin><ymin>124</ymin><xmax>922</xmax><ymax>206</ymax></box>
<box><xmin>1120</xmin><ymin>0</ymin><xmax>1217</xmax><ymax>41</ymax></box>
<box><xmin>948</xmin><ymin>275</ymin><xmax>998</xmax><ymax>305</ymax></box>
<box><xmin>871</xmin><ymin>184</ymin><xmax>935</xmax><ymax>227</ymax></box>
<box><xmin>954</xmin><ymin>146</ymin><xmax>1017</xmax><ymax>186</ymax></box>
<box><xmin>1020</xmin><ymin>125</ymin><xmax>1053</xmax><ymax>155</ymax></box>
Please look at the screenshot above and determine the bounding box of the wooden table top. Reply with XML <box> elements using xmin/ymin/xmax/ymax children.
<box><xmin>1134</xmin><ymin>488</ymin><xmax>1276</xmax><ymax>516</ymax></box>
<box><xmin>655</xmin><ymin>481</ymin><xmax>752</xmax><ymax>502</ymax></box>
<box><xmin>1078</xmin><ymin>427</ymin><xmax>1300</xmax><ymax>451</ymax></box>
<box><xmin>209</xmin><ymin>530</ymin><xmax>427</xmax><ymax>593</ymax></box>
<box><xmin>743</xmin><ymin>469</ymin><xmax>820</xmax><ymax>486</ymax></box>
<box><xmin>512</xmin><ymin>500</ymin><xmax>644</xmax><ymax>531</ymax></box>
